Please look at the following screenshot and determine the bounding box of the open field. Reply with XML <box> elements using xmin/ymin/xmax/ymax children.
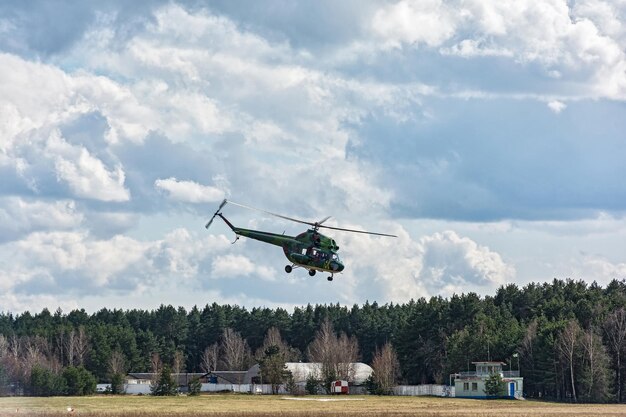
<box><xmin>0</xmin><ymin>395</ymin><xmax>625</xmax><ymax>417</ymax></box>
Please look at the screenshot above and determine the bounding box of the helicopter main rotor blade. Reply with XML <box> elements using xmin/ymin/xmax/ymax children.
<box><xmin>226</xmin><ymin>200</ymin><xmax>316</xmax><ymax>228</ymax></box>
<box><xmin>317</xmin><ymin>224</ymin><xmax>397</xmax><ymax>238</ymax></box>
<box><xmin>225</xmin><ymin>199</ymin><xmax>396</xmax><ymax>237</ymax></box>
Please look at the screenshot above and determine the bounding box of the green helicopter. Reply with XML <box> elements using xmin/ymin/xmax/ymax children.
<box><xmin>205</xmin><ymin>199</ymin><xmax>396</xmax><ymax>281</ymax></box>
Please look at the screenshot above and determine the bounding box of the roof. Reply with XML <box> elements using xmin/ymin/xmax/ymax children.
<box><xmin>471</xmin><ymin>361</ymin><xmax>506</xmax><ymax>365</ymax></box>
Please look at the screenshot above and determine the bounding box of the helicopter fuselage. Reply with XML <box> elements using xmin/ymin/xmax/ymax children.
<box><xmin>216</xmin><ymin>214</ymin><xmax>344</xmax><ymax>274</ymax></box>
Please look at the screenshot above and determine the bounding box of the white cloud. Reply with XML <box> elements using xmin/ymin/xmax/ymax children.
<box><xmin>440</xmin><ymin>39</ymin><xmax>513</xmax><ymax>58</ymax></box>
<box><xmin>211</xmin><ymin>254</ymin><xmax>277</xmax><ymax>281</ymax></box>
<box><xmin>372</xmin><ymin>0</ymin><xmax>459</xmax><ymax>48</ymax></box>
<box><xmin>567</xmin><ymin>253</ymin><xmax>626</xmax><ymax>285</ymax></box>
<box><xmin>149</xmin><ymin>228</ymin><xmax>232</xmax><ymax>278</ymax></box>
<box><xmin>419</xmin><ymin>230</ymin><xmax>513</xmax><ymax>289</ymax></box>
<box><xmin>0</xmin><ymin>197</ymin><xmax>82</xmax><ymax>239</ymax></box>
<box><xmin>370</xmin><ymin>0</ymin><xmax>626</xmax><ymax>99</ymax></box>
<box><xmin>340</xmin><ymin>226</ymin><xmax>513</xmax><ymax>303</ymax></box>
<box><xmin>14</xmin><ymin>231</ymin><xmax>148</xmax><ymax>285</ymax></box>
<box><xmin>0</xmin><ymin>227</ymin><xmax>234</xmax><ymax>298</ymax></box>
<box><xmin>45</xmin><ymin>130</ymin><xmax>130</xmax><ymax>201</ymax></box>
<box><xmin>547</xmin><ymin>100</ymin><xmax>567</xmax><ymax>113</ymax></box>
<box><xmin>155</xmin><ymin>177</ymin><xmax>226</xmax><ymax>203</ymax></box>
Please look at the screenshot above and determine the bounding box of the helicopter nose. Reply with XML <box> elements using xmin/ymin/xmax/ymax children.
<box><xmin>331</xmin><ymin>262</ymin><xmax>344</xmax><ymax>272</ymax></box>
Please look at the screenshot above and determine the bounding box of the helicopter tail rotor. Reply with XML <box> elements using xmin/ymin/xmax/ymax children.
<box><xmin>205</xmin><ymin>199</ymin><xmax>228</xmax><ymax>229</ymax></box>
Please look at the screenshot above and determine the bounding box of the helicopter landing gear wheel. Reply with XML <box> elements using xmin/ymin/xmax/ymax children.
<box><xmin>285</xmin><ymin>265</ymin><xmax>292</xmax><ymax>273</ymax></box>
<box><xmin>327</xmin><ymin>276</ymin><xmax>333</xmax><ymax>281</ymax></box>
<box><xmin>308</xmin><ymin>269</ymin><xmax>316</xmax><ymax>276</ymax></box>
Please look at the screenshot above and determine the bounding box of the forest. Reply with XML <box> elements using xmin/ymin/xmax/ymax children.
<box><xmin>1</xmin><ymin>278</ymin><xmax>626</xmax><ymax>403</ymax></box>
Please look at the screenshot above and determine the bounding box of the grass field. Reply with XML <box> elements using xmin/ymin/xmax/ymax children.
<box><xmin>1</xmin><ymin>394</ymin><xmax>625</xmax><ymax>417</ymax></box>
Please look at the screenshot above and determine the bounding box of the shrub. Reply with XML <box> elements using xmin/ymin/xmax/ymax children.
<box><xmin>151</xmin><ymin>365</ymin><xmax>178</xmax><ymax>396</ymax></box>
<box><xmin>187</xmin><ymin>377</ymin><xmax>202</xmax><ymax>396</ymax></box>
<box><xmin>62</xmin><ymin>366</ymin><xmax>97</xmax><ymax>396</ymax></box>
<box><xmin>484</xmin><ymin>372</ymin><xmax>506</xmax><ymax>397</ymax></box>
<box><xmin>305</xmin><ymin>374</ymin><xmax>320</xmax><ymax>395</ymax></box>
<box><xmin>111</xmin><ymin>372</ymin><xmax>125</xmax><ymax>395</ymax></box>
<box><xmin>30</xmin><ymin>366</ymin><xmax>65</xmax><ymax>396</ymax></box>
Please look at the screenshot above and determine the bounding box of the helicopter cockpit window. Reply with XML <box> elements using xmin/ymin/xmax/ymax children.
<box><xmin>331</xmin><ymin>253</ymin><xmax>339</xmax><ymax>261</ymax></box>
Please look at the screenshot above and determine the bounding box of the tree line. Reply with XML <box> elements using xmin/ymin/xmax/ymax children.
<box><xmin>1</xmin><ymin>278</ymin><xmax>625</xmax><ymax>402</ymax></box>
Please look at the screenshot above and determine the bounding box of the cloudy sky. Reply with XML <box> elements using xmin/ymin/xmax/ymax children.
<box><xmin>1</xmin><ymin>0</ymin><xmax>626</xmax><ymax>313</ymax></box>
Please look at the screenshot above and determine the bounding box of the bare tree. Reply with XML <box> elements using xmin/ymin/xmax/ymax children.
<box><xmin>150</xmin><ymin>352</ymin><xmax>162</xmax><ymax>384</ymax></box>
<box><xmin>65</xmin><ymin>329</ymin><xmax>76</xmax><ymax>366</ymax></box>
<box><xmin>371</xmin><ymin>342</ymin><xmax>400</xmax><ymax>394</ymax></box>
<box><xmin>74</xmin><ymin>326</ymin><xmax>89</xmax><ymax>366</ymax></box>
<box><xmin>172</xmin><ymin>350</ymin><xmax>185</xmax><ymax>375</ymax></box>
<box><xmin>109</xmin><ymin>350</ymin><xmax>126</xmax><ymax>376</ymax></box>
<box><xmin>255</xmin><ymin>327</ymin><xmax>301</xmax><ymax>363</ymax></box>
<box><xmin>8</xmin><ymin>335</ymin><xmax>19</xmax><ymax>360</ymax></box>
<box><xmin>0</xmin><ymin>335</ymin><xmax>7</xmax><ymax>359</ymax></box>
<box><xmin>581</xmin><ymin>326</ymin><xmax>611</xmax><ymax>402</ymax></box>
<box><xmin>335</xmin><ymin>332</ymin><xmax>360</xmax><ymax>381</ymax></box>
<box><xmin>19</xmin><ymin>337</ymin><xmax>49</xmax><ymax>385</ymax></box>
<box><xmin>582</xmin><ymin>328</ymin><xmax>597</xmax><ymax>398</ymax></box>
<box><xmin>220</xmin><ymin>328</ymin><xmax>251</xmax><ymax>370</ymax></box>
<box><xmin>307</xmin><ymin>318</ymin><xmax>337</xmax><ymax>386</ymax></box>
<box><xmin>307</xmin><ymin>317</ymin><xmax>360</xmax><ymax>389</ymax></box>
<box><xmin>604</xmin><ymin>308</ymin><xmax>626</xmax><ymax>402</ymax></box>
<box><xmin>201</xmin><ymin>343</ymin><xmax>219</xmax><ymax>373</ymax></box>
<box><xmin>54</xmin><ymin>329</ymin><xmax>65</xmax><ymax>365</ymax></box>
<box><xmin>558</xmin><ymin>320</ymin><xmax>580</xmax><ymax>402</ymax></box>
<box><xmin>4</xmin><ymin>335</ymin><xmax>22</xmax><ymax>386</ymax></box>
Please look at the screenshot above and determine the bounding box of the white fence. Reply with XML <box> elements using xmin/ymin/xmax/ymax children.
<box><xmin>122</xmin><ymin>383</ymin><xmax>453</xmax><ymax>396</ymax></box>
<box><xmin>393</xmin><ymin>385</ymin><xmax>454</xmax><ymax>397</ymax></box>
<box><xmin>200</xmin><ymin>383</ymin><xmax>288</xmax><ymax>394</ymax></box>
<box><xmin>124</xmin><ymin>384</ymin><xmax>151</xmax><ymax>395</ymax></box>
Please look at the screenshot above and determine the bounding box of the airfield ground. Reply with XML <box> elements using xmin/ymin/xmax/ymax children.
<box><xmin>1</xmin><ymin>394</ymin><xmax>625</xmax><ymax>417</ymax></box>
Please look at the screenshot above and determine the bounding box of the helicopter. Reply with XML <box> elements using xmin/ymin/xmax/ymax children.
<box><xmin>205</xmin><ymin>199</ymin><xmax>396</xmax><ymax>281</ymax></box>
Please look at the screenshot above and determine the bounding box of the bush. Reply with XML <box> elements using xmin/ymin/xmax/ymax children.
<box><xmin>484</xmin><ymin>372</ymin><xmax>506</xmax><ymax>397</ymax></box>
<box><xmin>365</xmin><ymin>374</ymin><xmax>393</xmax><ymax>395</ymax></box>
<box><xmin>305</xmin><ymin>374</ymin><xmax>320</xmax><ymax>395</ymax></box>
<box><xmin>30</xmin><ymin>366</ymin><xmax>66</xmax><ymax>396</ymax></box>
<box><xmin>62</xmin><ymin>366</ymin><xmax>97</xmax><ymax>396</ymax></box>
<box><xmin>285</xmin><ymin>372</ymin><xmax>300</xmax><ymax>395</ymax></box>
<box><xmin>151</xmin><ymin>365</ymin><xmax>178</xmax><ymax>396</ymax></box>
<box><xmin>111</xmin><ymin>372</ymin><xmax>125</xmax><ymax>395</ymax></box>
<box><xmin>187</xmin><ymin>377</ymin><xmax>202</xmax><ymax>396</ymax></box>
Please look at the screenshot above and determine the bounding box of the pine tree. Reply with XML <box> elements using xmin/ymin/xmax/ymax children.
<box><xmin>151</xmin><ymin>365</ymin><xmax>177</xmax><ymax>396</ymax></box>
<box><xmin>484</xmin><ymin>372</ymin><xmax>506</xmax><ymax>397</ymax></box>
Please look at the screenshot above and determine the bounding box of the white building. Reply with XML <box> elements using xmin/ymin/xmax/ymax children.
<box><xmin>453</xmin><ymin>361</ymin><xmax>523</xmax><ymax>399</ymax></box>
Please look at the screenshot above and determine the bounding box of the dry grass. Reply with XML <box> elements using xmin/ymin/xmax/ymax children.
<box><xmin>0</xmin><ymin>394</ymin><xmax>624</xmax><ymax>417</ymax></box>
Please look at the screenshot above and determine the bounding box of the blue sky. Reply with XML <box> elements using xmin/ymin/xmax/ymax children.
<box><xmin>1</xmin><ymin>0</ymin><xmax>625</xmax><ymax>313</ymax></box>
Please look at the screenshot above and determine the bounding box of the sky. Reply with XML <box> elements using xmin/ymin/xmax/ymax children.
<box><xmin>1</xmin><ymin>0</ymin><xmax>626</xmax><ymax>314</ymax></box>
